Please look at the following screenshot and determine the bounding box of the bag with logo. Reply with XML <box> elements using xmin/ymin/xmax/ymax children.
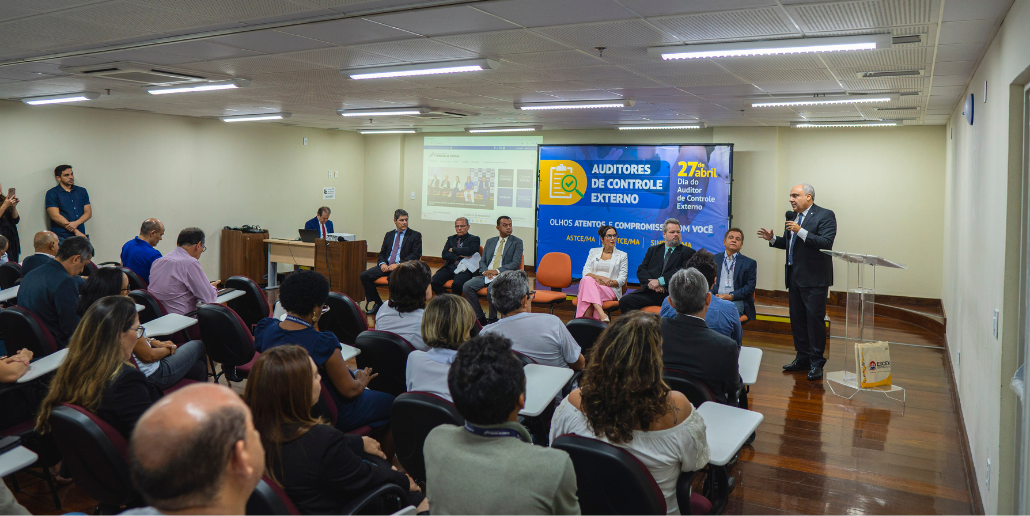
<box><xmin>855</xmin><ymin>341</ymin><xmax>892</xmax><ymax>388</ymax></box>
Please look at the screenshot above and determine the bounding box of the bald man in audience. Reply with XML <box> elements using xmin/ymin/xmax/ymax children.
<box><xmin>123</xmin><ymin>383</ymin><xmax>264</xmax><ymax>516</ymax></box>
<box><xmin>20</xmin><ymin>231</ymin><xmax>59</xmax><ymax>275</ymax></box>
<box><xmin>121</xmin><ymin>218</ymin><xmax>166</xmax><ymax>284</ymax></box>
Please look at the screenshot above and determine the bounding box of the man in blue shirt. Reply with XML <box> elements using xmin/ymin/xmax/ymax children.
<box><xmin>18</xmin><ymin>236</ymin><xmax>93</xmax><ymax>348</ymax></box>
<box><xmin>121</xmin><ymin>218</ymin><xmax>165</xmax><ymax>284</ymax></box>
<box><xmin>303</xmin><ymin>206</ymin><xmax>334</xmax><ymax>239</ymax></box>
<box><xmin>44</xmin><ymin>165</ymin><xmax>92</xmax><ymax>242</ymax></box>
<box><xmin>660</xmin><ymin>249</ymin><xmax>742</xmax><ymax>349</ymax></box>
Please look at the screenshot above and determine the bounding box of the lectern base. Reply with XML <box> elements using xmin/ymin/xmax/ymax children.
<box><xmin>826</xmin><ymin>371</ymin><xmax>906</xmax><ymax>408</ymax></box>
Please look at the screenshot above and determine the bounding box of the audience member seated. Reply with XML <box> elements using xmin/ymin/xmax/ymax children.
<box><xmin>253</xmin><ymin>270</ymin><xmax>393</xmax><ymax>432</ymax></box>
<box><xmin>124</xmin><ymin>383</ymin><xmax>263</xmax><ymax>516</ymax></box>
<box><xmin>712</xmin><ymin>228</ymin><xmax>757</xmax><ymax>323</ymax></box>
<box><xmin>120</xmin><ymin>218</ymin><xmax>165</xmax><ymax>284</ymax></box>
<box><xmin>376</xmin><ymin>260</ymin><xmax>432</xmax><ymax>350</ymax></box>
<box><xmin>462</xmin><ymin>216</ymin><xmax>524</xmax><ymax>325</ymax></box>
<box><xmin>360</xmin><ymin>209</ymin><xmax>423</xmax><ymax>315</ymax></box>
<box><xmin>20</xmin><ymin>231</ymin><xmax>59</xmax><ymax>275</ymax></box>
<box><xmin>576</xmin><ymin>225</ymin><xmax>629</xmax><ymax>322</ymax></box>
<box><xmin>76</xmin><ymin>267</ymin><xmax>206</xmax><ymax>390</ymax></box>
<box><xmin>36</xmin><ymin>296</ymin><xmax>162</xmax><ymax>439</ymax></box>
<box><xmin>17</xmin><ymin>236</ymin><xmax>93</xmax><ymax>347</ymax></box>
<box><xmin>148</xmin><ymin>227</ymin><xmax>219</xmax><ymax>316</ymax></box>
<box><xmin>245</xmin><ymin>346</ymin><xmax>427</xmax><ymax>514</ymax></box>
<box><xmin>430</xmin><ymin>217</ymin><xmax>480</xmax><ymax>295</ymax></box>
<box><xmin>406</xmin><ymin>294</ymin><xmax>475</xmax><ymax>401</ymax></box>
<box><xmin>549</xmin><ymin>311</ymin><xmax>712</xmax><ymax>515</ymax></box>
<box><xmin>480</xmin><ymin>270</ymin><xmax>584</xmax><ymax>370</ymax></box>
<box><xmin>659</xmin><ymin>250</ymin><xmax>743</xmax><ymax>348</ymax></box>
<box><xmin>1</xmin><ymin>346</ymin><xmax>68</xmax><ymax>484</ymax></box>
<box><xmin>424</xmin><ymin>333</ymin><xmax>580</xmax><ymax>515</ymax></box>
<box><xmin>661</xmin><ymin>268</ymin><xmax>742</xmax><ymax>406</ymax></box>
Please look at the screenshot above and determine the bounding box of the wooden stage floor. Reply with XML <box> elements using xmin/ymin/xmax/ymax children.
<box><xmin>6</xmin><ymin>287</ymin><xmax>974</xmax><ymax>515</ymax></box>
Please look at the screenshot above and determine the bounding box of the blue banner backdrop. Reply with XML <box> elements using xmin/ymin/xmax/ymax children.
<box><xmin>536</xmin><ymin>144</ymin><xmax>733</xmax><ymax>284</ymax></box>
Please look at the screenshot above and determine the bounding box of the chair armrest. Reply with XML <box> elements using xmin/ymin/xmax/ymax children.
<box><xmin>97</xmin><ymin>261</ymin><xmax>122</xmax><ymax>267</ymax></box>
<box><xmin>676</xmin><ymin>470</ymin><xmax>700</xmax><ymax>515</ymax></box>
<box><xmin>340</xmin><ymin>483</ymin><xmax>408</xmax><ymax>515</ymax></box>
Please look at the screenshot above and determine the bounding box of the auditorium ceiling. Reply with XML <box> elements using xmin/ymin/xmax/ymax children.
<box><xmin>0</xmin><ymin>0</ymin><xmax>1013</xmax><ymax>131</ymax></box>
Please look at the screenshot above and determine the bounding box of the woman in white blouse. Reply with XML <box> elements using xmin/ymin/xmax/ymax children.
<box><xmin>550</xmin><ymin>311</ymin><xmax>711</xmax><ymax>515</ymax></box>
<box><xmin>576</xmin><ymin>225</ymin><xmax>629</xmax><ymax>323</ymax></box>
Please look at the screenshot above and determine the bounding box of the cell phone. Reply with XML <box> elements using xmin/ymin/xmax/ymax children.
<box><xmin>6</xmin><ymin>188</ymin><xmax>13</xmax><ymax>198</ymax></box>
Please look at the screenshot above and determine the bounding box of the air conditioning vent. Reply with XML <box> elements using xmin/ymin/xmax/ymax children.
<box><xmin>419</xmin><ymin>108</ymin><xmax>478</xmax><ymax>119</ymax></box>
<box><xmin>60</xmin><ymin>62</ymin><xmax>221</xmax><ymax>85</ymax></box>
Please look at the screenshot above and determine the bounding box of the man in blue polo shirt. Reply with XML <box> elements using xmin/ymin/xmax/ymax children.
<box><xmin>45</xmin><ymin>165</ymin><xmax>92</xmax><ymax>242</ymax></box>
<box><xmin>121</xmin><ymin>218</ymin><xmax>165</xmax><ymax>284</ymax></box>
<box><xmin>659</xmin><ymin>249</ymin><xmax>743</xmax><ymax>349</ymax></box>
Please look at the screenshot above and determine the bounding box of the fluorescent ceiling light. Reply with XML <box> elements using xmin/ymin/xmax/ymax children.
<box><xmin>790</xmin><ymin>121</ymin><xmax>899</xmax><ymax>128</ymax></box>
<box><xmin>748</xmin><ymin>94</ymin><xmax>898</xmax><ymax>108</ymax></box>
<box><xmin>345</xmin><ymin>59</ymin><xmax>499</xmax><ymax>80</ymax></box>
<box><xmin>22</xmin><ymin>92</ymin><xmax>101</xmax><ymax>105</ymax></box>
<box><xmin>465</xmin><ymin>126</ymin><xmax>541</xmax><ymax>133</ymax></box>
<box><xmin>857</xmin><ymin>69</ymin><xmax>923</xmax><ymax>78</ymax></box>
<box><xmin>339</xmin><ymin>107</ymin><xmax>431</xmax><ymax>117</ymax></box>
<box><xmin>649</xmin><ymin>34</ymin><xmax>890</xmax><ymax>60</ymax></box>
<box><xmin>145</xmin><ymin>79</ymin><xmax>249</xmax><ymax>95</ymax></box>
<box><xmin>359</xmin><ymin>129</ymin><xmax>419</xmax><ymax>134</ymax></box>
<box><xmin>617</xmin><ymin>123</ymin><xmax>706</xmax><ymax>130</ymax></box>
<box><xmin>875</xmin><ymin>106</ymin><xmax>917</xmax><ymax>111</ymax></box>
<box><xmin>514</xmin><ymin>99</ymin><xmax>634</xmax><ymax>110</ymax></box>
<box><xmin>222</xmin><ymin>112</ymin><xmax>291</xmax><ymax>122</ymax></box>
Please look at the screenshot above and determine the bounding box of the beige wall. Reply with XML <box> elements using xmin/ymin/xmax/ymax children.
<box><xmin>943</xmin><ymin>0</ymin><xmax>1030</xmax><ymax>512</ymax></box>
<box><xmin>0</xmin><ymin>99</ymin><xmax>365</xmax><ymax>280</ymax></box>
<box><xmin>365</xmin><ymin>125</ymin><xmax>946</xmax><ymax>298</ymax></box>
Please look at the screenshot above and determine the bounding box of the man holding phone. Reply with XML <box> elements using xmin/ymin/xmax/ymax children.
<box><xmin>45</xmin><ymin>165</ymin><xmax>92</xmax><ymax>242</ymax></box>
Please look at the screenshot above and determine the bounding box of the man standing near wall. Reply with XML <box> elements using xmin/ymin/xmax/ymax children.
<box><xmin>45</xmin><ymin>165</ymin><xmax>91</xmax><ymax>242</ymax></box>
<box><xmin>758</xmin><ymin>183</ymin><xmax>836</xmax><ymax>381</ymax></box>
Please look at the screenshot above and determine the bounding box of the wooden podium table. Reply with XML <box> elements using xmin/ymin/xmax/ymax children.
<box><xmin>265</xmin><ymin>238</ymin><xmax>366</xmax><ymax>301</ymax></box>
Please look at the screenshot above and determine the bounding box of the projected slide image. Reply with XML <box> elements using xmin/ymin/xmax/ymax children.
<box><xmin>422</xmin><ymin>136</ymin><xmax>542</xmax><ymax>228</ymax></box>
<box><xmin>427</xmin><ymin>167</ymin><xmax>495</xmax><ymax>209</ymax></box>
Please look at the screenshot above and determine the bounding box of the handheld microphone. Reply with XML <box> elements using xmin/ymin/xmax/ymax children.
<box><xmin>785</xmin><ymin>211</ymin><xmax>796</xmax><ymax>221</ymax></box>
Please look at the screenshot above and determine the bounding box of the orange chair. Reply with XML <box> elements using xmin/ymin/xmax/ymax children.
<box><xmin>641</xmin><ymin>306</ymin><xmax>661</xmax><ymax>314</ymax></box>
<box><xmin>571</xmin><ymin>284</ymin><xmax>627</xmax><ymax>318</ymax></box>
<box><xmin>532</xmin><ymin>253</ymin><xmax>572</xmax><ymax>314</ymax></box>
<box><xmin>443</xmin><ymin>246</ymin><xmax>485</xmax><ymax>291</ymax></box>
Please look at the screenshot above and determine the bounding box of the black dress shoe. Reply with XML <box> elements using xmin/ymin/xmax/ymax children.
<box><xmin>365</xmin><ymin>302</ymin><xmax>382</xmax><ymax>315</ymax></box>
<box><xmin>782</xmin><ymin>358</ymin><xmax>810</xmax><ymax>371</ymax></box>
<box><xmin>807</xmin><ymin>365</ymin><xmax>824</xmax><ymax>381</ymax></box>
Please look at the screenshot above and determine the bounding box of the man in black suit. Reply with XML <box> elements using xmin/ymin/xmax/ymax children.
<box><xmin>20</xmin><ymin>231</ymin><xmax>59</xmax><ymax>276</ymax></box>
<box><xmin>661</xmin><ymin>267</ymin><xmax>741</xmax><ymax>406</ymax></box>
<box><xmin>462</xmin><ymin>215</ymin><xmax>523</xmax><ymax>325</ymax></box>
<box><xmin>712</xmin><ymin>228</ymin><xmax>757</xmax><ymax>323</ymax></box>
<box><xmin>758</xmin><ymin>183</ymin><xmax>837</xmax><ymax>380</ymax></box>
<box><xmin>360</xmin><ymin>209</ymin><xmax>423</xmax><ymax>314</ymax></box>
<box><xmin>619</xmin><ymin>217</ymin><xmax>695</xmax><ymax>313</ymax></box>
<box><xmin>431</xmin><ymin>217</ymin><xmax>481</xmax><ymax>295</ymax></box>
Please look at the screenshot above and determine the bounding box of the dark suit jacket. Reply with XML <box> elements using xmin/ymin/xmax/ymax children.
<box><xmin>304</xmin><ymin>217</ymin><xmax>334</xmax><ymax>234</ymax></box>
<box><xmin>17</xmin><ymin>258</ymin><xmax>82</xmax><ymax>348</ymax></box>
<box><xmin>479</xmin><ymin>235</ymin><xmax>524</xmax><ymax>273</ymax></box>
<box><xmin>712</xmin><ymin>252</ymin><xmax>757</xmax><ymax>321</ymax></box>
<box><xmin>96</xmin><ymin>365</ymin><xmax>163</xmax><ymax>438</ymax></box>
<box><xmin>661</xmin><ymin>314</ymin><xmax>741</xmax><ymax>405</ymax></box>
<box><xmin>770</xmin><ymin>204</ymin><xmax>836</xmax><ymax>288</ymax></box>
<box><xmin>377</xmin><ymin>228</ymin><xmax>423</xmax><ymax>265</ymax></box>
<box><xmin>636</xmin><ymin>243</ymin><xmax>695</xmax><ymax>286</ymax></box>
<box><xmin>20</xmin><ymin>253</ymin><xmax>54</xmax><ymax>276</ymax></box>
<box><xmin>440</xmin><ymin>233</ymin><xmax>481</xmax><ymax>271</ymax></box>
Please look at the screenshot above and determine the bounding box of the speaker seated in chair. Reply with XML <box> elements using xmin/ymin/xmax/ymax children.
<box><xmin>253</xmin><ymin>270</ymin><xmax>395</xmax><ymax>434</ymax></box>
<box><xmin>243</xmin><ymin>346</ymin><xmax>427</xmax><ymax>515</ymax></box>
<box><xmin>549</xmin><ymin>311</ymin><xmax>712</xmax><ymax>515</ymax></box>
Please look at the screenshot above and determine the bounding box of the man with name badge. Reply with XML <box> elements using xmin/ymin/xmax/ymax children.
<box><xmin>712</xmin><ymin>227</ymin><xmax>757</xmax><ymax>324</ymax></box>
<box><xmin>758</xmin><ymin>183</ymin><xmax>836</xmax><ymax>381</ymax></box>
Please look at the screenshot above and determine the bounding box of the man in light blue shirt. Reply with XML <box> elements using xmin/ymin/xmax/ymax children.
<box><xmin>660</xmin><ymin>250</ymin><xmax>742</xmax><ymax>348</ymax></box>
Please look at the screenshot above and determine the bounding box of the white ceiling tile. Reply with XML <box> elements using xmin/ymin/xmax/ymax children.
<box><xmin>501</xmin><ymin>50</ymin><xmax>605</xmax><ymax>69</ymax></box>
<box><xmin>931</xmin><ymin>60</ymin><xmax>975</xmax><ymax>75</ymax></box>
<box><xmin>784</xmin><ymin>0</ymin><xmax>939</xmax><ymax>32</ymax></box>
<box><xmin>178</xmin><ymin>54</ymin><xmax>330</xmax><ymax>76</ymax></box>
<box><xmin>753</xmin><ymin>80</ymin><xmax>843</xmax><ymax>93</ymax></box>
<box><xmin>84</xmin><ymin>48</ymin><xmax>204</xmax><ymax>65</ymax></box>
<box><xmin>937</xmin><ymin>19</ymin><xmax>997</xmax><ymax>44</ymax></box>
<box><xmin>534</xmin><ymin>19</ymin><xmax>680</xmax><ymax>48</ymax></box>
<box><xmin>434</xmin><ymin>29</ymin><xmax>567</xmax><ymax>55</ymax></box>
<box><xmin>56</xmin><ymin>1</ymin><xmax>224</xmax><ymax>34</ymax></box>
<box><xmin>548</xmin><ymin>65</ymin><xmax>643</xmax><ymax>81</ymax></box>
<box><xmin>821</xmin><ymin>47</ymin><xmax>931</xmax><ymax>68</ymax></box>
<box><xmin>277</xmin><ymin>17</ymin><xmax>414</xmax><ymax>45</ymax></box>
<box><xmin>683</xmin><ymin>84</ymin><xmax>765</xmax><ymax>96</ymax></box>
<box><xmin>934</xmin><ymin>43</ymin><xmax>983</xmax><ymax>62</ymax></box>
<box><xmin>651</xmin><ymin>7</ymin><xmax>797</xmax><ymax>41</ymax></box>
<box><xmin>626</xmin><ymin>59</ymin><xmax>734</xmax><ymax>77</ymax></box>
<box><xmin>0</xmin><ymin>15</ymin><xmax>150</xmax><ymax>44</ymax></box>
<box><xmin>927</xmin><ymin>85</ymin><xmax>965</xmax><ymax>96</ymax></box>
<box><xmin>584</xmin><ymin>77</ymin><xmax>666</xmax><ymax>89</ymax></box>
<box><xmin>474</xmin><ymin>0</ymin><xmax>637</xmax><ymax>27</ymax></box>
<box><xmin>368</xmin><ymin>6</ymin><xmax>519</xmax><ymax>37</ymax></box>
<box><xmin>153</xmin><ymin>40</ymin><xmax>264</xmax><ymax>60</ymax></box>
<box><xmin>711</xmin><ymin>53</ymin><xmax>826</xmax><ymax>72</ymax></box>
<box><xmin>209</xmin><ymin>30</ymin><xmax>334</xmax><ymax>53</ymax></box>
<box><xmin>350</xmin><ymin>37</ymin><xmax>479</xmax><ymax>61</ymax></box>
<box><xmin>942</xmin><ymin>0</ymin><xmax>1012</xmax><ymax>21</ymax></box>
<box><xmin>662</xmin><ymin>74</ymin><xmax>749</xmax><ymax>87</ymax></box>
<box><xmin>286</xmin><ymin>46</ymin><xmax>403</xmax><ymax>68</ymax></box>
<box><xmin>931</xmin><ymin>74</ymin><xmax>971</xmax><ymax>87</ymax></box>
<box><xmin>840</xmin><ymin>76</ymin><xmax>928</xmax><ymax>91</ymax></box>
<box><xmin>0</xmin><ymin>69</ymin><xmax>62</xmax><ymax>81</ymax></box>
<box><xmin>135</xmin><ymin>0</ymin><xmax>316</xmax><ymax>23</ymax></box>
<box><xmin>618</xmin><ymin>0</ymin><xmax>777</xmax><ymax>17</ymax></box>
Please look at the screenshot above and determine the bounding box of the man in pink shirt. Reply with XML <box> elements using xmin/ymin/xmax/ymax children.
<box><xmin>148</xmin><ymin>227</ymin><xmax>219</xmax><ymax>316</ymax></box>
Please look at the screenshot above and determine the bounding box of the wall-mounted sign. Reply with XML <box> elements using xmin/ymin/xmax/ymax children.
<box><xmin>323</xmin><ymin>187</ymin><xmax>335</xmax><ymax>200</ymax></box>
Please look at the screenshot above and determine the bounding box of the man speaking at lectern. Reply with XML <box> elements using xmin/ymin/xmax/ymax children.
<box><xmin>758</xmin><ymin>184</ymin><xmax>836</xmax><ymax>381</ymax></box>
